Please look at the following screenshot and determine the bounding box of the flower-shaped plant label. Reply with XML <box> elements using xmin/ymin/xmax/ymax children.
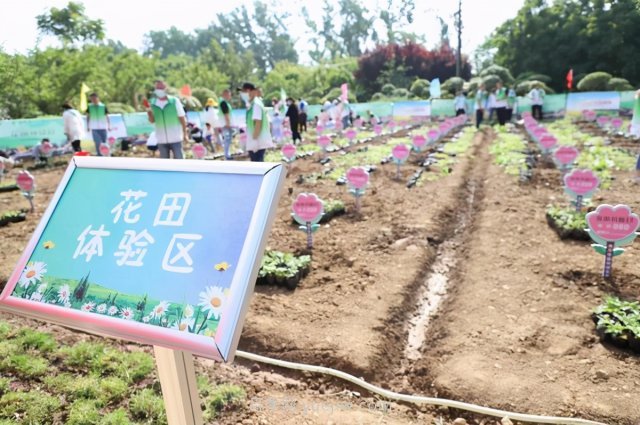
<box><xmin>107</xmin><ymin>136</ymin><xmax>116</xmax><ymax>147</ymax></box>
<box><xmin>610</xmin><ymin>118</ymin><xmax>623</xmax><ymax>131</ymax></box>
<box><xmin>345</xmin><ymin>129</ymin><xmax>357</xmax><ymax>142</ymax></box>
<box><xmin>587</xmin><ymin>204</ymin><xmax>640</xmax><ymax>244</ymax></box>
<box><xmin>532</xmin><ymin>127</ymin><xmax>548</xmax><ymax>140</ymax></box>
<box><xmin>16</xmin><ymin>171</ymin><xmax>35</xmax><ymax>192</ymax></box>
<box><xmin>353</xmin><ymin>118</ymin><xmax>363</xmax><ymax>128</ymax></box>
<box><xmin>438</xmin><ymin>123</ymin><xmax>450</xmax><ymax>134</ymax></box>
<box><xmin>427</xmin><ymin>129</ymin><xmax>440</xmax><ymax>142</ymax></box>
<box><xmin>387</xmin><ymin>121</ymin><xmax>396</xmax><ymax>131</ymax></box>
<box><xmin>317</xmin><ymin>135</ymin><xmax>331</xmax><ymax>149</ymax></box>
<box><xmin>564</xmin><ymin>169</ymin><xmax>599</xmax><ymax>196</ymax></box>
<box><xmin>316</xmin><ymin>125</ymin><xmax>324</xmax><ymax>134</ymax></box>
<box><xmin>292</xmin><ymin>193</ymin><xmax>324</xmax><ymax>225</ymax></box>
<box><xmin>373</xmin><ymin>124</ymin><xmax>383</xmax><ymax>135</ymax></box>
<box><xmin>335</xmin><ymin>121</ymin><xmax>343</xmax><ymax>131</ymax></box>
<box><xmin>392</xmin><ymin>144</ymin><xmax>411</xmax><ymax>164</ymax></box>
<box><xmin>539</xmin><ymin>135</ymin><xmax>558</xmax><ymax>151</ymax></box>
<box><xmin>554</xmin><ymin>146</ymin><xmax>579</xmax><ymax>166</ymax></box>
<box><xmin>41</xmin><ymin>141</ymin><xmax>53</xmax><ymax>156</ymax></box>
<box><xmin>412</xmin><ymin>135</ymin><xmax>427</xmax><ymax>151</ymax></box>
<box><xmin>596</xmin><ymin>115</ymin><xmax>611</xmax><ymax>127</ymax></box>
<box><xmin>281</xmin><ymin>143</ymin><xmax>297</xmax><ymax>161</ymax></box>
<box><xmin>99</xmin><ymin>143</ymin><xmax>111</xmax><ymax>157</ymax></box>
<box><xmin>192</xmin><ymin>144</ymin><xmax>206</xmax><ymax>159</ymax></box>
<box><xmin>346</xmin><ymin>166</ymin><xmax>370</xmax><ymax>190</ymax></box>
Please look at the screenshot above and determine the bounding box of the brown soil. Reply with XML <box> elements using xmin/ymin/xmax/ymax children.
<box><xmin>1</xmin><ymin>123</ymin><xmax>639</xmax><ymax>424</ymax></box>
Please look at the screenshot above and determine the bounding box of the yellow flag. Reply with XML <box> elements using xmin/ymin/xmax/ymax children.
<box><xmin>80</xmin><ymin>83</ymin><xmax>91</xmax><ymax>112</ymax></box>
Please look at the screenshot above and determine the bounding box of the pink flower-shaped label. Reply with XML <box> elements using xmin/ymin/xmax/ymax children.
<box><xmin>373</xmin><ymin>124</ymin><xmax>383</xmax><ymax>135</ymax></box>
<box><xmin>539</xmin><ymin>135</ymin><xmax>558</xmax><ymax>150</ymax></box>
<box><xmin>412</xmin><ymin>135</ymin><xmax>427</xmax><ymax>149</ymax></box>
<box><xmin>533</xmin><ymin>127</ymin><xmax>548</xmax><ymax>138</ymax></box>
<box><xmin>99</xmin><ymin>143</ymin><xmax>110</xmax><ymax>156</ymax></box>
<box><xmin>335</xmin><ymin>121</ymin><xmax>343</xmax><ymax>131</ymax></box>
<box><xmin>370</xmin><ymin>117</ymin><xmax>378</xmax><ymax>126</ymax></box>
<box><xmin>427</xmin><ymin>129</ymin><xmax>440</xmax><ymax>141</ymax></box>
<box><xmin>192</xmin><ymin>144</ymin><xmax>206</xmax><ymax>159</ymax></box>
<box><xmin>610</xmin><ymin>118</ymin><xmax>623</xmax><ymax>130</ymax></box>
<box><xmin>587</xmin><ymin>204</ymin><xmax>640</xmax><ymax>242</ymax></box>
<box><xmin>316</xmin><ymin>125</ymin><xmax>324</xmax><ymax>134</ymax></box>
<box><xmin>292</xmin><ymin>193</ymin><xmax>324</xmax><ymax>223</ymax></box>
<box><xmin>353</xmin><ymin>118</ymin><xmax>363</xmax><ymax>128</ymax></box>
<box><xmin>564</xmin><ymin>169</ymin><xmax>599</xmax><ymax>195</ymax></box>
<box><xmin>438</xmin><ymin>123</ymin><xmax>449</xmax><ymax>133</ymax></box>
<box><xmin>345</xmin><ymin>129</ymin><xmax>357</xmax><ymax>141</ymax></box>
<box><xmin>346</xmin><ymin>166</ymin><xmax>369</xmax><ymax>190</ymax></box>
<box><xmin>597</xmin><ymin>115</ymin><xmax>611</xmax><ymax>127</ymax></box>
<box><xmin>387</xmin><ymin>120</ymin><xmax>396</xmax><ymax>130</ymax></box>
<box><xmin>583</xmin><ymin>110</ymin><xmax>596</xmax><ymax>121</ymax></box>
<box><xmin>281</xmin><ymin>143</ymin><xmax>297</xmax><ymax>160</ymax></box>
<box><xmin>107</xmin><ymin>137</ymin><xmax>116</xmax><ymax>147</ymax></box>
<box><xmin>16</xmin><ymin>170</ymin><xmax>34</xmax><ymax>192</ymax></box>
<box><xmin>392</xmin><ymin>144</ymin><xmax>411</xmax><ymax>162</ymax></box>
<box><xmin>317</xmin><ymin>135</ymin><xmax>331</xmax><ymax>149</ymax></box>
<box><xmin>554</xmin><ymin>146</ymin><xmax>579</xmax><ymax>165</ymax></box>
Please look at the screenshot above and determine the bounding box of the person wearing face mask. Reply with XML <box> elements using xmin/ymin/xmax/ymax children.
<box><xmin>238</xmin><ymin>82</ymin><xmax>273</xmax><ymax>162</ymax></box>
<box><xmin>143</xmin><ymin>80</ymin><xmax>189</xmax><ymax>159</ymax></box>
<box><xmin>285</xmin><ymin>97</ymin><xmax>301</xmax><ymax>144</ymax></box>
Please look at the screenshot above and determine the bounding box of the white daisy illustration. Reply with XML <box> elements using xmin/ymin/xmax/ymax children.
<box><xmin>142</xmin><ymin>316</ymin><xmax>150</xmax><ymax>323</ymax></box>
<box><xmin>81</xmin><ymin>302</ymin><xmax>95</xmax><ymax>312</ymax></box>
<box><xmin>19</xmin><ymin>262</ymin><xmax>47</xmax><ymax>288</ymax></box>
<box><xmin>30</xmin><ymin>292</ymin><xmax>43</xmax><ymax>302</ymax></box>
<box><xmin>172</xmin><ymin>317</ymin><xmax>195</xmax><ymax>333</ymax></box>
<box><xmin>183</xmin><ymin>304</ymin><xmax>194</xmax><ymax>319</ymax></box>
<box><xmin>96</xmin><ymin>304</ymin><xmax>107</xmax><ymax>314</ymax></box>
<box><xmin>37</xmin><ymin>283</ymin><xmax>48</xmax><ymax>294</ymax></box>
<box><xmin>150</xmin><ymin>301</ymin><xmax>170</xmax><ymax>320</ymax></box>
<box><xmin>120</xmin><ymin>308</ymin><xmax>134</xmax><ymax>320</ymax></box>
<box><xmin>198</xmin><ymin>286</ymin><xmax>226</xmax><ymax>320</ymax></box>
<box><xmin>107</xmin><ymin>306</ymin><xmax>118</xmax><ymax>316</ymax></box>
<box><xmin>57</xmin><ymin>285</ymin><xmax>71</xmax><ymax>304</ymax></box>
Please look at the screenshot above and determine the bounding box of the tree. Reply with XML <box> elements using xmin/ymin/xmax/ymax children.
<box><xmin>378</xmin><ymin>0</ymin><xmax>415</xmax><ymax>43</ymax></box>
<box><xmin>36</xmin><ymin>2</ymin><xmax>105</xmax><ymax>46</ymax></box>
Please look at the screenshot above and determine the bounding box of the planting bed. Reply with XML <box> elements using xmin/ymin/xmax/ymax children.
<box><xmin>1</xmin><ymin>121</ymin><xmax>639</xmax><ymax>424</ymax></box>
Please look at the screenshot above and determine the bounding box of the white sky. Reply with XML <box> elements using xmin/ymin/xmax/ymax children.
<box><xmin>0</xmin><ymin>0</ymin><xmax>524</xmax><ymax>60</ymax></box>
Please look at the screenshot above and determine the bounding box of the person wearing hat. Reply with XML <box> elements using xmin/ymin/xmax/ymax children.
<box><xmin>143</xmin><ymin>80</ymin><xmax>189</xmax><ymax>159</ymax></box>
<box><xmin>238</xmin><ymin>82</ymin><xmax>273</xmax><ymax>162</ymax></box>
<box><xmin>62</xmin><ymin>103</ymin><xmax>85</xmax><ymax>152</ymax></box>
<box><xmin>86</xmin><ymin>93</ymin><xmax>110</xmax><ymax>156</ymax></box>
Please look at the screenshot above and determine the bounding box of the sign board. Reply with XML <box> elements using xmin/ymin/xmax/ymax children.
<box><xmin>566</xmin><ymin>92</ymin><xmax>621</xmax><ymax>112</ymax></box>
<box><xmin>0</xmin><ymin>158</ymin><xmax>286</xmax><ymax>362</ymax></box>
<box><xmin>85</xmin><ymin>114</ymin><xmax>128</xmax><ymax>140</ymax></box>
<box><xmin>392</xmin><ymin>101</ymin><xmax>431</xmax><ymax>118</ymax></box>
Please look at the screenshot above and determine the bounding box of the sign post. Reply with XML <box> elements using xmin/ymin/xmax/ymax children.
<box><xmin>0</xmin><ymin>158</ymin><xmax>286</xmax><ymax>424</ymax></box>
<box><xmin>391</xmin><ymin>144</ymin><xmax>411</xmax><ymax>180</ymax></box>
<box><xmin>291</xmin><ymin>193</ymin><xmax>324</xmax><ymax>250</ymax></box>
<box><xmin>346</xmin><ymin>166</ymin><xmax>370</xmax><ymax>213</ymax></box>
<box><xmin>318</xmin><ymin>135</ymin><xmax>331</xmax><ymax>159</ymax></box>
<box><xmin>564</xmin><ymin>169</ymin><xmax>599</xmax><ymax>212</ymax></box>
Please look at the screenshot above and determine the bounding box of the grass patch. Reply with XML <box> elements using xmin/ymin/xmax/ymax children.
<box><xmin>99</xmin><ymin>408</ymin><xmax>133</xmax><ymax>425</ymax></box>
<box><xmin>0</xmin><ymin>353</ymin><xmax>49</xmax><ymax>378</ymax></box>
<box><xmin>490</xmin><ymin>132</ymin><xmax>527</xmax><ymax>176</ymax></box>
<box><xmin>0</xmin><ymin>391</ymin><xmax>61</xmax><ymax>424</ymax></box>
<box><xmin>129</xmin><ymin>388</ymin><xmax>167</xmax><ymax>424</ymax></box>
<box><xmin>66</xmin><ymin>399</ymin><xmax>101</xmax><ymax>425</ymax></box>
<box><xmin>15</xmin><ymin>328</ymin><xmax>57</xmax><ymax>353</ymax></box>
<box><xmin>204</xmin><ymin>384</ymin><xmax>246</xmax><ymax>419</ymax></box>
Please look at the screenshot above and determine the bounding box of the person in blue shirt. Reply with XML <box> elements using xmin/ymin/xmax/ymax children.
<box><xmin>298</xmin><ymin>98</ymin><xmax>308</xmax><ymax>132</ymax></box>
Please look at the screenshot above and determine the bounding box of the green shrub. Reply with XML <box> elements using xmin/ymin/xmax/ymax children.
<box><xmin>516</xmin><ymin>72</ymin><xmax>552</xmax><ymax>84</ymax></box>
<box><xmin>515</xmin><ymin>80</ymin><xmax>555</xmax><ymax>96</ymax></box>
<box><xmin>381</xmin><ymin>83</ymin><xmax>396</xmax><ymax>96</ymax></box>
<box><xmin>606</xmin><ymin>77</ymin><xmax>634</xmax><ymax>91</ymax></box>
<box><xmin>129</xmin><ymin>389</ymin><xmax>167</xmax><ymax>424</ymax></box>
<box><xmin>191</xmin><ymin>87</ymin><xmax>217</xmax><ymax>106</ymax></box>
<box><xmin>409</xmin><ymin>79</ymin><xmax>430</xmax><ymax>98</ymax></box>
<box><xmin>481</xmin><ymin>74</ymin><xmax>502</xmax><ymax>92</ymax></box>
<box><xmin>577</xmin><ymin>72</ymin><xmax>612</xmax><ymax>92</ymax></box>
<box><xmin>67</xmin><ymin>399</ymin><xmax>101</xmax><ymax>425</ymax></box>
<box><xmin>205</xmin><ymin>384</ymin><xmax>246</xmax><ymax>418</ymax></box>
<box><xmin>16</xmin><ymin>328</ymin><xmax>57</xmax><ymax>353</ymax></box>
<box><xmin>370</xmin><ymin>92</ymin><xmax>385</xmax><ymax>101</ymax></box>
<box><xmin>44</xmin><ymin>374</ymin><xmax>101</xmax><ymax>402</ymax></box>
<box><xmin>480</xmin><ymin>65</ymin><xmax>515</xmax><ymax>84</ymax></box>
<box><xmin>1</xmin><ymin>354</ymin><xmax>49</xmax><ymax>378</ymax></box>
<box><xmin>442</xmin><ymin>76</ymin><xmax>465</xmax><ymax>95</ymax></box>
<box><xmin>0</xmin><ymin>341</ymin><xmax>21</xmax><ymax>359</ymax></box>
<box><xmin>0</xmin><ymin>379</ymin><xmax>10</xmax><ymax>397</ymax></box>
<box><xmin>99</xmin><ymin>408</ymin><xmax>133</xmax><ymax>425</ymax></box>
<box><xmin>0</xmin><ymin>391</ymin><xmax>61</xmax><ymax>424</ymax></box>
<box><xmin>113</xmin><ymin>351</ymin><xmax>154</xmax><ymax>383</ymax></box>
<box><xmin>0</xmin><ymin>322</ymin><xmax>11</xmax><ymax>338</ymax></box>
<box><xmin>99</xmin><ymin>377</ymin><xmax>129</xmax><ymax>404</ymax></box>
<box><xmin>60</xmin><ymin>341</ymin><xmax>106</xmax><ymax>370</ymax></box>
<box><xmin>391</xmin><ymin>88</ymin><xmax>410</xmax><ymax>99</ymax></box>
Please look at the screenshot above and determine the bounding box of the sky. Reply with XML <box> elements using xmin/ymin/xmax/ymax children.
<box><xmin>0</xmin><ymin>0</ymin><xmax>524</xmax><ymax>60</ymax></box>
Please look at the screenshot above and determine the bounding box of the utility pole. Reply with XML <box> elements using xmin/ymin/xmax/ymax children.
<box><xmin>454</xmin><ymin>0</ymin><xmax>462</xmax><ymax>77</ymax></box>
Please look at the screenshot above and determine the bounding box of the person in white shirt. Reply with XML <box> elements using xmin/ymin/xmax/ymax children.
<box><xmin>454</xmin><ymin>91</ymin><xmax>467</xmax><ymax>116</ymax></box>
<box><xmin>487</xmin><ymin>90</ymin><xmax>497</xmax><ymax>123</ymax></box>
<box><xmin>62</xmin><ymin>103</ymin><xmax>85</xmax><ymax>152</ymax></box>
<box><xmin>528</xmin><ymin>83</ymin><xmax>545</xmax><ymax>120</ymax></box>
<box><xmin>238</xmin><ymin>82</ymin><xmax>274</xmax><ymax>162</ymax></box>
<box><xmin>271</xmin><ymin>112</ymin><xmax>284</xmax><ymax>144</ymax></box>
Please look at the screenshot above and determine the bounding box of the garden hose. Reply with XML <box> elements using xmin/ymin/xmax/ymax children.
<box><xmin>235</xmin><ymin>350</ymin><xmax>606</xmax><ymax>425</ymax></box>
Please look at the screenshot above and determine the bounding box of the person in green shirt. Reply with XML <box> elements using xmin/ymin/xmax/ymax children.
<box><xmin>494</xmin><ymin>81</ymin><xmax>508</xmax><ymax>126</ymax></box>
<box><xmin>507</xmin><ymin>86</ymin><xmax>517</xmax><ymax>122</ymax></box>
<box><xmin>238</xmin><ymin>82</ymin><xmax>273</xmax><ymax>162</ymax></box>
<box><xmin>86</xmin><ymin>93</ymin><xmax>111</xmax><ymax>156</ymax></box>
<box><xmin>143</xmin><ymin>80</ymin><xmax>189</xmax><ymax>159</ymax></box>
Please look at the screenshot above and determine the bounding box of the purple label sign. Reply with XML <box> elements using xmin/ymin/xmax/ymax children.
<box><xmin>564</xmin><ymin>169</ymin><xmax>599</xmax><ymax>196</ymax></box>
<box><xmin>345</xmin><ymin>129</ymin><xmax>357</xmax><ymax>142</ymax></box>
<box><xmin>587</xmin><ymin>204</ymin><xmax>640</xmax><ymax>243</ymax></box>
<box><xmin>412</xmin><ymin>135</ymin><xmax>427</xmax><ymax>151</ymax></box>
<box><xmin>539</xmin><ymin>135</ymin><xmax>558</xmax><ymax>151</ymax></box>
<box><xmin>392</xmin><ymin>144</ymin><xmax>411</xmax><ymax>163</ymax></box>
<box><xmin>99</xmin><ymin>144</ymin><xmax>111</xmax><ymax>157</ymax></box>
<box><xmin>373</xmin><ymin>124</ymin><xmax>383</xmax><ymax>136</ymax></box>
<box><xmin>317</xmin><ymin>135</ymin><xmax>331</xmax><ymax>149</ymax></box>
<box><xmin>292</xmin><ymin>193</ymin><xmax>324</xmax><ymax>224</ymax></box>
<box><xmin>17</xmin><ymin>171</ymin><xmax>35</xmax><ymax>192</ymax></box>
<box><xmin>191</xmin><ymin>144</ymin><xmax>206</xmax><ymax>159</ymax></box>
<box><xmin>346</xmin><ymin>166</ymin><xmax>370</xmax><ymax>190</ymax></box>
<box><xmin>281</xmin><ymin>143</ymin><xmax>297</xmax><ymax>161</ymax></box>
<box><xmin>554</xmin><ymin>146</ymin><xmax>579</xmax><ymax>166</ymax></box>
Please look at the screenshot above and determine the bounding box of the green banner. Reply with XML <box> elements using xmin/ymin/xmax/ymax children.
<box><xmin>0</xmin><ymin>117</ymin><xmax>64</xmax><ymax>149</ymax></box>
<box><xmin>430</xmin><ymin>99</ymin><xmax>456</xmax><ymax>117</ymax></box>
<box><xmin>122</xmin><ymin>113</ymin><xmax>154</xmax><ymax>136</ymax></box>
<box><xmin>619</xmin><ymin>91</ymin><xmax>636</xmax><ymax>111</ymax></box>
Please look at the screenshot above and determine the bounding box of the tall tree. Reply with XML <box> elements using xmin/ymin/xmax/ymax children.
<box><xmin>36</xmin><ymin>2</ymin><xmax>105</xmax><ymax>46</ymax></box>
<box><xmin>378</xmin><ymin>0</ymin><xmax>415</xmax><ymax>44</ymax></box>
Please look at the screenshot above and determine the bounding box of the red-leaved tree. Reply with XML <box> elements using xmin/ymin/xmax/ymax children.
<box><xmin>355</xmin><ymin>42</ymin><xmax>471</xmax><ymax>100</ymax></box>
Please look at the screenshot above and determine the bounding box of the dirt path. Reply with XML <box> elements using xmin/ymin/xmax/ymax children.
<box><xmin>410</xmin><ymin>128</ymin><xmax>640</xmax><ymax>425</ymax></box>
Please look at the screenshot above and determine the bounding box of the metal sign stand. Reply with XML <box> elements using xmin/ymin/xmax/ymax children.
<box><xmin>154</xmin><ymin>346</ymin><xmax>204</xmax><ymax>425</ymax></box>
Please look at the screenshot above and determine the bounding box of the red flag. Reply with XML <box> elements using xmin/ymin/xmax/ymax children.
<box><xmin>180</xmin><ymin>84</ymin><xmax>192</xmax><ymax>97</ymax></box>
<box><xmin>566</xmin><ymin>69</ymin><xmax>573</xmax><ymax>91</ymax></box>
